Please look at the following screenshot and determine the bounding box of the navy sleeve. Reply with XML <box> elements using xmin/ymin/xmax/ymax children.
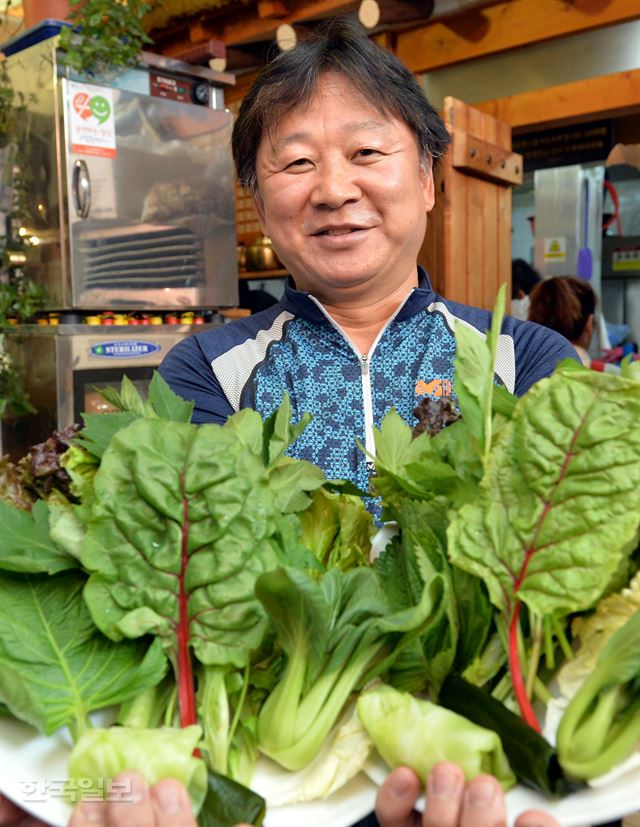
<box><xmin>512</xmin><ymin>320</ymin><xmax>580</xmax><ymax>396</ymax></box>
<box><xmin>158</xmin><ymin>334</ymin><xmax>234</xmax><ymax>425</ymax></box>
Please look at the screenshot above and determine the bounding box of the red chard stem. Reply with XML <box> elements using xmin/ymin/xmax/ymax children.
<box><xmin>509</xmin><ymin>601</ymin><xmax>541</xmax><ymax>732</ymax></box>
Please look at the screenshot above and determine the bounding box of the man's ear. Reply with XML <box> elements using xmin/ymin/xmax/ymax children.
<box><xmin>419</xmin><ymin>161</ymin><xmax>436</xmax><ymax>213</ymax></box>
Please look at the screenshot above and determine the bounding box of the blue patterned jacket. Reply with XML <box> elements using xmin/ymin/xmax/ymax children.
<box><xmin>159</xmin><ymin>269</ymin><xmax>577</xmax><ymax>492</ymax></box>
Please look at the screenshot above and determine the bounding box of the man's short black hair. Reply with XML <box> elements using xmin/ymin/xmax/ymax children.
<box><xmin>232</xmin><ymin>16</ymin><xmax>451</xmax><ymax>192</ymax></box>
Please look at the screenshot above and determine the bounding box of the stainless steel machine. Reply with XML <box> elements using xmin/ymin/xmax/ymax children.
<box><xmin>0</xmin><ymin>24</ymin><xmax>239</xmax><ymax>457</ymax></box>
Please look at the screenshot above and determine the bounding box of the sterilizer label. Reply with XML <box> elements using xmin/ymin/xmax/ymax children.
<box><xmin>90</xmin><ymin>341</ymin><xmax>161</xmax><ymax>359</ymax></box>
<box><xmin>68</xmin><ymin>81</ymin><xmax>117</xmax><ymax>159</ymax></box>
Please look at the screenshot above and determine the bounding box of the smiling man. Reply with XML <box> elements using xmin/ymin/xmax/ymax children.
<box><xmin>153</xmin><ymin>17</ymin><xmax>569</xmax><ymax>827</ymax></box>
<box><xmin>159</xmin><ymin>18</ymin><xmax>576</xmax><ymax>502</ymax></box>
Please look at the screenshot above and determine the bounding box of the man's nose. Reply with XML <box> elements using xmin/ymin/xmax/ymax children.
<box><xmin>310</xmin><ymin>158</ymin><xmax>361</xmax><ymax>208</ymax></box>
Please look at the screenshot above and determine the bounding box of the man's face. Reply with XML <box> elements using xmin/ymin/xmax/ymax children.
<box><xmin>254</xmin><ymin>72</ymin><xmax>435</xmax><ymax>304</ymax></box>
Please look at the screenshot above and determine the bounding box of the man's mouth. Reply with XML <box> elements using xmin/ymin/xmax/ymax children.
<box><xmin>313</xmin><ymin>226</ymin><xmax>367</xmax><ymax>236</ymax></box>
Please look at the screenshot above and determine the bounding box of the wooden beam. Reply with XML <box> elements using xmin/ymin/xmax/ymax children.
<box><xmin>195</xmin><ymin>0</ymin><xmax>359</xmax><ymax>46</ymax></box>
<box><xmin>257</xmin><ymin>1</ymin><xmax>290</xmax><ymax>19</ymax></box>
<box><xmin>396</xmin><ymin>0</ymin><xmax>640</xmax><ymax>74</ymax></box>
<box><xmin>358</xmin><ymin>0</ymin><xmax>434</xmax><ymax>28</ymax></box>
<box><xmin>473</xmin><ymin>69</ymin><xmax>640</xmax><ymax>132</ymax></box>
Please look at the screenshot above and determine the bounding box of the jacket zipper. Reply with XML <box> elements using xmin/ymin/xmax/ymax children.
<box><xmin>360</xmin><ymin>352</ymin><xmax>376</xmax><ymax>471</ymax></box>
<box><xmin>308</xmin><ymin>291</ymin><xmax>415</xmax><ymax>473</ymax></box>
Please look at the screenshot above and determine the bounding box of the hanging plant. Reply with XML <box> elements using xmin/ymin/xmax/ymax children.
<box><xmin>0</xmin><ymin>62</ymin><xmax>16</xmax><ymax>149</ymax></box>
<box><xmin>58</xmin><ymin>0</ymin><xmax>153</xmax><ymax>77</ymax></box>
<box><xmin>0</xmin><ymin>334</ymin><xmax>36</xmax><ymax>419</ymax></box>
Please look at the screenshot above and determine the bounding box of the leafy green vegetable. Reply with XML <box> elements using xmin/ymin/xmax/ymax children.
<box><xmin>439</xmin><ymin>675</ymin><xmax>581</xmax><ymax>797</ymax></box>
<box><xmin>556</xmin><ymin>608</ymin><xmax>640</xmax><ymax>780</ymax></box>
<box><xmin>75</xmin><ymin>372</ymin><xmax>194</xmax><ymax>460</ymax></box>
<box><xmin>374</xmin><ymin>498</ymin><xmax>456</xmax><ymax>696</ymax></box>
<box><xmin>448</xmin><ymin>364</ymin><xmax>640</xmax><ymax>727</ymax></box>
<box><xmin>67</xmin><ymin>725</ymin><xmax>207</xmax><ymax>810</ymax></box>
<box><xmin>453</xmin><ymin>284</ymin><xmax>506</xmax><ymax>466</ymax></box>
<box><xmin>0</xmin><ymin>500</ymin><xmax>77</xmax><ymax>574</ymax></box>
<box><xmin>254</xmin><ymin>564</ymin><xmax>444</xmax><ymax>771</ymax></box>
<box><xmin>199</xmin><ymin>769</ymin><xmax>265</xmax><ymax>827</ymax></box>
<box><xmin>81</xmin><ymin>415</ymin><xmax>285</xmax><ymax>727</ymax></box>
<box><xmin>0</xmin><ymin>454</ymin><xmax>33</xmax><ymax>510</ymax></box>
<box><xmin>0</xmin><ymin>571</ymin><xmax>167</xmax><ymax>737</ymax></box>
<box><xmin>299</xmin><ymin>487</ymin><xmax>374</xmax><ymax>572</ymax></box>
<box><xmin>357</xmin><ymin>683</ymin><xmax>515</xmax><ymax>788</ymax></box>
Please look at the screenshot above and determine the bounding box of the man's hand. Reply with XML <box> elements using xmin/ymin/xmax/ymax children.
<box><xmin>0</xmin><ymin>793</ymin><xmax>51</xmax><ymax>827</ymax></box>
<box><xmin>2</xmin><ymin>766</ymin><xmax>563</xmax><ymax>827</ymax></box>
<box><xmin>68</xmin><ymin>773</ymin><xmax>254</xmax><ymax>827</ymax></box>
<box><xmin>376</xmin><ymin>763</ymin><xmax>562</xmax><ymax>827</ymax></box>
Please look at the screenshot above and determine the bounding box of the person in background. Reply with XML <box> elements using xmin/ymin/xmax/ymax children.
<box><xmin>511</xmin><ymin>259</ymin><xmax>542</xmax><ymax>321</ymax></box>
<box><xmin>528</xmin><ymin>276</ymin><xmax>596</xmax><ymax>367</ymax></box>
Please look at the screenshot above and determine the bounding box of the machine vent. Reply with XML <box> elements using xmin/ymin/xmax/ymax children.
<box><xmin>78</xmin><ymin>224</ymin><xmax>205</xmax><ymax>290</ymax></box>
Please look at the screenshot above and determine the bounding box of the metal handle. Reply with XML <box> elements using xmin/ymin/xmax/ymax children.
<box><xmin>72</xmin><ymin>159</ymin><xmax>91</xmax><ymax>218</ymax></box>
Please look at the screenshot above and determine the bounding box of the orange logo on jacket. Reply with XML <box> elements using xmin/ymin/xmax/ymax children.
<box><xmin>415</xmin><ymin>378</ymin><xmax>453</xmax><ymax>397</ymax></box>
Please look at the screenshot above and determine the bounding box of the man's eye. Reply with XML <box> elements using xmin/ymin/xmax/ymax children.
<box><xmin>285</xmin><ymin>158</ymin><xmax>311</xmax><ymax>170</ymax></box>
<box><xmin>356</xmin><ymin>148</ymin><xmax>381</xmax><ymax>159</ymax></box>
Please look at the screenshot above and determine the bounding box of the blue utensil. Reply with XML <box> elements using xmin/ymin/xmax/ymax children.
<box><xmin>576</xmin><ymin>177</ymin><xmax>593</xmax><ymax>280</ymax></box>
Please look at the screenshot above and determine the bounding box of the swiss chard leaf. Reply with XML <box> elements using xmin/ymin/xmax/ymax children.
<box><xmin>80</xmin><ymin>413</ymin><xmax>301</xmax><ymax>727</ymax></box>
<box><xmin>0</xmin><ymin>499</ymin><xmax>77</xmax><ymax>574</ymax></box>
<box><xmin>0</xmin><ymin>571</ymin><xmax>167</xmax><ymax>736</ymax></box>
<box><xmin>448</xmin><ymin>364</ymin><xmax>640</xmax><ymax>618</ymax></box>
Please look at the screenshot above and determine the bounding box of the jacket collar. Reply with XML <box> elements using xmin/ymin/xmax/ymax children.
<box><xmin>280</xmin><ymin>266</ymin><xmax>438</xmax><ymax>323</ymax></box>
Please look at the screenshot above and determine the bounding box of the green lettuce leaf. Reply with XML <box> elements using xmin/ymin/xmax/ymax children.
<box><xmin>67</xmin><ymin>725</ymin><xmax>207</xmax><ymax>810</ymax></box>
<box><xmin>0</xmin><ymin>571</ymin><xmax>167</xmax><ymax>736</ymax></box>
<box><xmin>299</xmin><ymin>487</ymin><xmax>374</xmax><ymax>572</ymax></box>
<box><xmin>357</xmin><ymin>683</ymin><xmax>515</xmax><ymax>788</ymax></box>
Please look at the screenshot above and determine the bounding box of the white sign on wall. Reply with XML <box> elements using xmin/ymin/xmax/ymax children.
<box><xmin>68</xmin><ymin>81</ymin><xmax>116</xmax><ymax>158</ymax></box>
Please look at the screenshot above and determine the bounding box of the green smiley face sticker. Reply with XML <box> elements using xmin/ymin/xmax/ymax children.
<box><xmin>90</xmin><ymin>95</ymin><xmax>111</xmax><ymax>125</ymax></box>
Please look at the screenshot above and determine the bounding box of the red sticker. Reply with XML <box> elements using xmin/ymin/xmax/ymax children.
<box><xmin>73</xmin><ymin>92</ymin><xmax>93</xmax><ymax>120</ymax></box>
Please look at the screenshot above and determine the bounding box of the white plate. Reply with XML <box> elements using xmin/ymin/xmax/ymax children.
<box><xmin>1</xmin><ymin>715</ymin><xmax>638</xmax><ymax>827</ymax></box>
<box><xmin>364</xmin><ymin>755</ymin><xmax>640</xmax><ymax>827</ymax></box>
<box><xmin>0</xmin><ymin>716</ymin><xmax>377</xmax><ymax>827</ymax></box>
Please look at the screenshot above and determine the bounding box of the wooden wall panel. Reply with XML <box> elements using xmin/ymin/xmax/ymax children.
<box><xmin>419</xmin><ymin>98</ymin><xmax>520</xmax><ymax>311</ymax></box>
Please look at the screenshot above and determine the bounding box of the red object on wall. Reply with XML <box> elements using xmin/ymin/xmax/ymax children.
<box><xmin>22</xmin><ymin>0</ymin><xmax>72</xmax><ymax>28</ymax></box>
